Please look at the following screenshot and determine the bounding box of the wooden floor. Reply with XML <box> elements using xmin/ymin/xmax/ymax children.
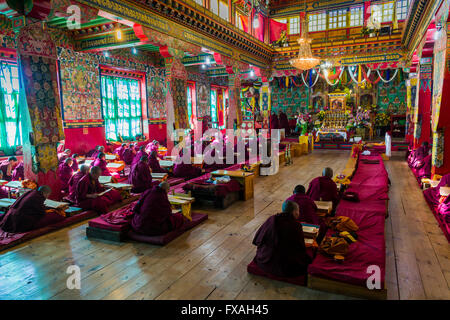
<box><xmin>0</xmin><ymin>150</ymin><xmax>449</xmax><ymax>300</ymax></box>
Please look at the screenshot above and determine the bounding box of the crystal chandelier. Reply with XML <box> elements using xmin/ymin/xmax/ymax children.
<box><xmin>289</xmin><ymin>15</ymin><xmax>320</xmax><ymax>71</ymax></box>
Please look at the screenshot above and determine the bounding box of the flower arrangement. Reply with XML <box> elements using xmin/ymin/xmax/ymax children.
<box><xmin>375</xmin><ymin>113</ymin><xmax>390</xmax><ymax>127</ymax></box>
<box><xmin>317</xmin><ymin>110</ymin><xmax>326</xmax><ymax>121</ymax></box>
<box><xmin>355</xmin><ymin>107</ymin><xmax>370</xmax><ymax>128</ymax></box>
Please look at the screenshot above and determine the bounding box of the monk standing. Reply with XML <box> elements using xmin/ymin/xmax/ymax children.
<box><xmin>0</xmin><ymin>156</ymin><xmax>18</xmax><ymax>181</ymax></box>
<box><xmin>131</xmin><ymin>182</ymin><xmax>186</xmax><ymax>236</ymax></box>
<box><xmin>129</xmin><ymin>155</ymin><xmax>153</xmax><ymax>193</ymax></box>
<box><xmin>58</xmin><ymin>158</ymin><xmax>74</xmax><ymax>192</ymax></box>
<box><xmin>252</xmin><ymin>201</ymin><xmax>312</xmax><ymax>277</ymax></box>
<box><xmin>286</xmin><ymin>185</ymin><xmax>319</xmax><ymax>225</ymax></box>
<box><xmin>0</xmin><ymin>186</ymin><xmax>63</xmax><ymax>233</ymax></box>
<box><xmin>307</xmin><ymin>167</ymin><xmax>339</xmax><ymax>207</ymax></box>
<box><xmin>74</xmin><ymin>166</ymin><xmax>122</xmax><ymax>214</ymax></box>
<box><xmin>66</xmin><ymin>164</ymin><xmax>89</xmax><ymax>203</ymax></box>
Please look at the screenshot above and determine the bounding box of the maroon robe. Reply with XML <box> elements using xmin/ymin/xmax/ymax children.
<box><xmin>286</xmin><ymin>193</ymin><xmax>320</xmax><ymax>225</ymax></box>
<box><xmin>424</xmin><ymin>173</ymin><xmax>450</xmax><ymax>207</ymax></box>
<box><xmin>11</xmin><ymin>162</ymin><xmax>24</xmax><ymax>181</ymax></box>
<box><xmin>86</xmin><ymin>148</ymin><xmax>97</xmax><ymax>157</ymax></box>
<box><xmin>0</xmin><ymin>161</ymin><xmax>12</xmax><ymax>181</ymax></box>
<box><xmin>417</xmin><ymin>154</ymin><xmax>432</xmax><ymax>181</ymax></box>
<box><xmin>131</xmin><ymin>185</ymin><xmax>185</xmax><ymax>236</ymax></box>
<box><xmin>122</xmin><ymin>149</ymin><xmax>134</xmax><ymax>165</ymax></box>
<box><xmin>74</xmin><ymin>174</ymin><xmax>122</xmax><ymax>214</ymax></box>
<box><xmin>114</xmin><ymin>146</ymin><xmax>125</xmax><ymax>159</ymax></box>
<box><xmin>149</xmin><ymin>154</ymin><xmax>166</xmax><ymax>173</ymax></box>
<box><xmin>173</xmin><ymin>163</ymin><xmax>202</xmax><ymax>180</ymax></box>
<box><xmin>92</xmin><ymin>158</ymin><xmax>110</xmax><ymax>176</ymax></box>
<box><xmin>252</xmin><ymin>212</ymin><xmax>312</xmax><ymax>277</ymax></box>
<box><xmin>307</xmin><ymin>176</ymin><xmax>339</xmax><ymax>207</ymax></box>
<box><xmin>129</xmin><ymin>161</ymin><xmax>153</xmax><ymax>193</ymax></box>
<box><xmin>67</xmin><ymin>171</ymin><xmax>86</xmax><ymax>203</ymax></box>
<box><xmin>270</xmin><ymin>114</ymin><xmax>280</xmax><ymax>130</ymax></box>
<box><xmin>91</xmin><ymin>150</ymin><xmax>101</xmax><ymax>159</ymax></box>
<box><xmin>0</xmin><ymin>190</ymin><xmax>63</xmax><ymax>233</ymax></box>
<box><xmin>131</xmin><ymin>150</ymin><xmax>148</xmax><ymax>167</ymax></box>
<box><xmin>58</xmin><ymin>162</ymin><xmax>73</xmax><ymax>192</ymax></box>
<box><xmin>279</xmin><ymin>112</ymin><xmax>290</xmax><ymax>135</ymax></box>
<box><xmin>71</xmin><ymin>158</ymin><xmax>79</xmax><ymax>172</ymax></box>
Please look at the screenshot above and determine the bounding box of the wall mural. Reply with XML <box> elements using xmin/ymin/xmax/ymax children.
<box><xmin>147</xmin><ymin>67</ymin><xmax>167</xmax><ymax>118</ymax></box>
<box><xmin>271</xmin><ymin>81</ymin><xmax>310</xmax><ymax>116</ymax></box>
<box><xmin>376</xmin><ymin>81</ymin><xmax>407</xmax><ymax>114</ymax></box>
<box><xmin>188</xmin><ymin>72</ymin><xmax>210</xmax><ymax>118</ymax></box>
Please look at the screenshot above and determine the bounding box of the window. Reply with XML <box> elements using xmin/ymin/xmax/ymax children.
<box><xmin>101</xmin><ymin>75</ymin><xmax>142</xmax><ymax>141</ymax></box>
<box><xmin>194</xmin><ymin>0</ymin><xmax>203</xmax><ymax>6</ymax></box>
<box><xmin>0</xmin><ymin>62</ymin><xmax>21</xmax><ymax>154</ymax></box>
<box><xmin>308</xmin><ymin>12</ymin><xmax>326</xmax><ymax>32</ymax></box>
<box><xmin>372</xmin><ymin>2</ymin><xmax>394</xmax><ymax>23</ymax></box>
<box><xmin>396</xmin><ymin>0</ymin><xmax>409</xmax><ymax>20</ymax></box>
<box><xmin>350</xmin><ymin>6</ymin><xmax>363</xmax><ymax>27</ymax></box>
<box><xmin>210</xmin><ymin>0</ymin><xmax>228</xmax><ymax>21</ymax></box>
<box><xmin>289</xmin><ymin>17</ymin><xmax>300</xmax><ymax>35</ymax></box>
<box><xmin>210</xmin><ymin>89</ymin><xmax>218</xmax><ymax>128</ymax></box>
<box><xmin>329</xmin><ymin>9</ymin><xmax>347</xmax><ymax>29</ymax></box>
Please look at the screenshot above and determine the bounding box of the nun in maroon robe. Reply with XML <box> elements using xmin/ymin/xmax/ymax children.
<box><xmin>91</xmin><ymin>153</ymin><xmax>111</xmax><ymax>176</ymax></box>
<box><xmin>74</xmin><ymin>166</ymin><xmax>122</xmax><ymax>214</ymax></box>
<box><xmin>66</xmin><ymin>165</ymin><xmax>90</xmax><ymax>203</ymax></box>
<box><xmin>0</xmin><ymin>186</ymin><xmax>63</xmax><ymax>233</ymax></box>
<box><xmin>129</xmin><ymin>155</ymin><xmax>153</xmax><ymax>193</ymax></box>
<box><xmin>423</xmin><ymin>173</ymin><xmax>450</xmax><ymax>207</ymax></box>
<box><xmin>286</xmin><ymin>185</ymin><xmax>319</xmax><ymax>225</ymax></box>
<box><xmin>58</xmin><ymin>158</ymin><xmax>74</xmax><ymax>193</ymax></box>
<box><xmin>149</xmin><ymin>151</ymin><xmax>167</xmax><ymax>173</ymax></box>
<box><xmin>270</xmin><ymin>112</ymin><xmax>280</xmax><ymax>130</ymax></box>
<box><xmin>307</xmin><ymin>167</ymin><xmax>339</xmax><ymax>207</ymax></box>
<box><xmin>252</xmin><ymin>201</ymin><xmax>312</xmax><ymax>278</ymax></box>
<box><xmin>279</xmin><ymin>111</ymin><xmax>290</xmax><ymax>135</ymax></box>
<box><xmin>11</xmin><ymin>162</ymin><xmax>24</xmax><ymax>181</ymax></box>
<box><xmin>0</xmin><ymin>157</ymin><xmax>18</xmax><ymax>182</ymax></box>
<box><xmin>131</xmin><ymin>182</ymin><xmax>185</xmax><ymax>236</ymax></box>
<box><xmin>131</xmin><ymin>146</ymin><xmax>148</xmax><ymax>167</ymax></box>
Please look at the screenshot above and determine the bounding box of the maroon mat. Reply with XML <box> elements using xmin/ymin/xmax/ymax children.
<box><xmin>247</xmin><ymin>260</ymin><xmax>307</xmax><ymax>286</ymax></box>
<box><xmin>127</xmin><ymin>212</ymin><xmax>208</xmax><ymax>245</ymax></box>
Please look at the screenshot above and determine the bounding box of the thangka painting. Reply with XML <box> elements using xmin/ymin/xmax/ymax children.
<box><xmin>58</xmin><ymin>48</ymin><xmax>102</xmax><ymax>121</ymax></box>
<box><xmin>188</xmin><ymin>72</ymin><xmax>211</xmax><ymax>118</ymax></box>
<box><xmin>147</xmin><ymin>67</ymin><xmax>167</xmax><ymax>118</ymax></box>
<box><xmin>432</xmin><ymin>130</ymin><xmax>445</xmax><ymax>168</ymax></box>
<box><xmin>172</xmin><ymin>78</ymin><xmax>189</xmax><ymax>129</ymax></box>
<box><xmin>270</xmin><ymin>80</ymin><xmax>309</xmax><ymax>115</ymax></box>
<box><xmin>377</xmin><ymin>81</ymin><xmax>407</xmax><ymax>114</ymax></box>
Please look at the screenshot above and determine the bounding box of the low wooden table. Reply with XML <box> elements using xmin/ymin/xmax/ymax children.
<box><xmin>315</xmin><ymin>201</ymin><xmax>333</xmax><ymax>217</ymax></box>
<box><xmin>211</xmin><ymin>170</ymin><xmax>255</xmax><ymax>200</ymax></box>
<box><xmin>168</xmin><ymin>194</ymin><xmax>195</xmax><ymax>220</ymax></box>
<box><xmin>152</xmin><ymin>173</ymin><xmax>168</xmax><ymax>181</ymax></box>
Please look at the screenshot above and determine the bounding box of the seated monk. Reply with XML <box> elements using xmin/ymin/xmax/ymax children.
<box><xmin>423</xmin><ymin>173</ymin><xmax>450</xmax><ymax>207</ymax></box>
<box><xmin>132</xmin><ymin>146</ymin><xmax>148</xmax><ymax>167</ymax></box>
<box><xmin>286</xmin><ymin>185</ymin><xmax>319</xmax><ymax>225</ymax></box>
<box><xmin>0</xmin><ymin>186</ymin><xmax>64</xmax><ymax>233</ymax></box>
<box><xmin>58</xmin><ymin>149</ymin><xmax>71</xmax><ymax>163</ymax></box>
<box><xmin>114</xmin><ymin>143</ymin><xmax>127</xmax><ymax>159</ymax></box>
<box><xmin>0</xmin><ymin>156</ymin><xmax>18</xmax><ymax>181</ymax></box>
<box><xmin>149</xmin><ymin>151</ymin><xmax>166</xmax><ymax>173</ymax></box>
<box><xmin>409</xmin><ymin>142</ymin><xmax>430</xmax><ymax>168</ymax></box>
<box><xmin>131</xmin><ymin>181</ymin><xmax>186</xmax><ymax>236</ymax></box>
<box><xmin>86</xmin><ymin>145</ymin><xmax>100</xmax><ymax>158</ymax></box>
<box><xmin>416</xmin><ymin>154</ymin><xmax>432</xmax><ymax>181</ymax></box>
<box><xmin>307</xmin><ymin>167</ymin><xmax>339</xmax><ymax>208</ymax></box>
<box><xmin>66</xmin><ymin>164</ymin><xmax>89</xmax><ymax>203</ymax></box>
<box><xmin>173</xmin><ymin>158</ymin><xmax>203</xmax><ymax>180</ymax></box>
<box><xmin>11</xmin><ymin>162</ymin><xmax>24</xmax><ymax>181</ymax></box>
<box><xmin>74</xmin><ymin>166</ymin><xmax>122</xmax><ymax>214</ymax></box>
<box><xmin>91</xmin><ymin>152</ymin><xmax>111</xmax><ymax>176</ymax></box>
<box><xmin>92</xmin><ymin>146</ymin><xmax>105</xmax><ymax>159</ymax></box>
<box><xmin>122</xmin><ymin>145</ymin><xmax>134</xmax><ymax>165</ymax></box>
<box><xmin>145</xmin><ymin>140</ymin><xmax>159</xmax><ymax>154</ymax></box>
<box><xmin>0</xmin><ymin>171</ymin><xmax>8</xmax><ymax>198</ymax></box>
<box><xmin>252</xmin><ymin>201</ymin><xmax>312</xmax><ymax>278</ymax></box>
<box><xmin>58</xmin><ymin>158</ymin><xmax>74</xmax><ymax>193</ymax></box>
<box><xmin>71</xmin><ymin>154</ymin><xmax>79</xmax><ymax>172</ymax></box>
<box><xmin>129</xmin><ymin>155</ymin><xmax>153</xmax><ymax>193</ymax></box>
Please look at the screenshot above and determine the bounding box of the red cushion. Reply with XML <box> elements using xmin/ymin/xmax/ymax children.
<box><xmin>88</xmin><ymin>217</ymin><xmax>130</xmax><ymax>232</ymax></box>
<box><xmin>127</xmin><ymin>212</ymin><xmax>208</xmax><ymax>245</ymax></box>
<box><xmin>247</xmin><ymin>260</ymin><xmax>307</xmax><ymax>286</ymax></box>
<box><xmin>167</xmin><ymin>177</ymin><xmax>185</xmax><ymax>186</ymax></box>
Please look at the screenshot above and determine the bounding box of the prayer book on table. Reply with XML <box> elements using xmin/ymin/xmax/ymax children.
<box><xmin>172</xmin><ymin>208</ymin><xmax>182</xmax><ymax>214</ymax></box>
<box><xmin>107</xmin><ymin>163</ymin><xmax>123</xmax><ymax>169</ymax></box>
<box><xmin>0</xmin><ymin>198</ymin><xmax>16</xmax><ymax>208</ymax></box>
<box><xmin>5</xmin><ymin>181</ymin><xmax>24</xmax><ymax>189</ymax></box>
<box><xmin>159</xmin><ymin>160</ymin><xmax>174</xmax><ymax>167</ymax></box>
<box><xmin>104</xmin><ymin>183</ymin><xmax>132</xmax><ymax>190</ymax></box>
<box><xmin>152</xmin><ymin>173</ymin><xmax>168</xmax><ymax>180</ymax></box>
<box><xmin>314</xmin><ymin>201</ymin><xmax>333</xmax><ymax>213</ymax></box>
<box><xmin>430</xmin><ymin>180</ymin><xmax>440</xmax><ymax>188</ymax></box>
<box><xmin>44</xmin><ymin>199</ymin><xmax>70</xmax><ymax>210</ymax></box>
<box><xmin>105</xmin><ymin>154</ymin><xmax>117</xmax><ymax>161</ymax></box>
<box><xmin>97</xmin><ymin>188</ymin><xmax>113</xmax><ymax>197</ymax></box>
<box><xmin>301</xmin><ymin>223</ymin><xmax>320</xmax><ymax>238</ymax></box>
<box><xmin>99</xmin><ymin>176</ymin><xmax>113</xmax><ymax>184</ymax></box>
<box><xmin>440</xmin><ymin>187</ymin><xmax>450</xmax><ymax>197</ymax></box>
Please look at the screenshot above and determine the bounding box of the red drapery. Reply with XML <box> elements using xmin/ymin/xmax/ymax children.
<box><xmin>269</xmin><ymin>19</ymin><xmax>287</xmax><ymax>43</ymax></box>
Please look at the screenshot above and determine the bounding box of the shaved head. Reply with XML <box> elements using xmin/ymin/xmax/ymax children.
<box><xmin>282</xmin><ymin>200</ymin><xmax>299</xmax><ymax>219</ymax></box>
<box><xmin>79</xmin><ymin>164</ymin><xmax>89</xmax><ymax>174</ymax></box>
<box><xmin>323</xmin><ymin>167</ymin><xmax>333</xmax><ymax>179</ymax></box>
<box><xmin>90</xmin><ymin>166</ymin><xmax>102</xmax><ymax>177</ymax></box>
<box><xmin>159</xmin><ymin>181</ymin><xmax>170</xmax><ymax>193</ymax></box>
<box><xmin>38</xmin><ymin>185</ymin><xmax>52</xmax><ymax>198</ymax></box>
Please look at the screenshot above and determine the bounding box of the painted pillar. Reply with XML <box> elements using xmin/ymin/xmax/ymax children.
<box><xmin>414</xmin><ymin>60</ymin><xmax>433</xmax><ymax>148</ymax></box>
<box><xmin>12</xmin><ymin>19</ymin><xmax>64</xmax><ymax>199</ymax></box>
<box><xmin>260</xmin><ymin>82</ymin><xmax>271</xmax><ymax>130</ymax></box>
<box><xmin>227</xmin><ymin>71</ymin><xmax>241</xmax><ymax>129</ymax></box>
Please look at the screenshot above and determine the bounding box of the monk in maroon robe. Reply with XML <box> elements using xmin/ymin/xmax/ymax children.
<box><xmin>91</xmin><ymin>152</ymin><xmax>111</xmax><ymax>176</ymax></box>
<box><xmin>114</xmin><ymin>143</ymin><xmax>126</xmax><ymax>159</ymax></box>
<box><xmin>0</xmin><ymin>186</ymin><xmax>64</xmax><ymax>233</ymax></box>
<box><xmin>58</xmin><ymin>158</ymin><xmax>74</xmax><ymax>193</ymax></box>
<box><xmin>270</xmin><ymin>112</ymin><xmax>280</xmax><ymax>130</ymax></box>
<box><xmin>132</xmin><ymin>146</ymin><xmax>148</xmax><ymax>167</ymax></box>
<box><xmin>286</xmin><ymin>185</ymin><xmax>319</xmax><ymax>225</ymax></box>
<box><xmin>279</xmin><ymin>110</ymin><xmax>290</xmax><ymax>135</ymax></box>
<box><xmin>129</xmin><ymin>155</ymin><xmax>153</xmax><ymax>193</ymax></box>
<box><xmin>74</xmin><ymin>166</ymin><xmax>122</xmax><ymax>214</ymax></box>
<box><xmin>86</xmin><ymin>146</ymin><xmax>99</xmax><ymax>158</ymax></box>
<box><xmin>252</xmin><ymin>201</ymin><xmax>312</xmax><ymax>277</ymax></box>
<box><xmin>307</xmin><ymin>167</ymin><xmax>339</xmax><ymax>207</ymax></box>
<box><xmin>416</xmin><ymin>154</ymin><xmax>432</xmax><ymax>181</ymax></box>
<box><xmin>0</xmin><ymin>156</ymin><xmax>18</xmax><ymax>182</ymax></box>
<box><xmin>409</xmin><ymin>142</ymin><xmax>430</xmax><ymax>168</ymax></box>
<box><xmin>424</xmin><ymin>173</ymin><xmax>450</xmax><ymax>207</ymax></box>
<box><xmin>11</xmin><ymin>162</ymin><xmax>24</xmax><ymax>181</ymax></box>
<box><xmin>66</xmin><ymin>164</ymin><xmax>89</xmax><ymax>203</ymax></box>
<box><xmin>131</xmin><ymin>182</ymin><xmax>186</xmax><ymax>236</ymax></box>
<box><xmin>122</xmin><ymin>146</ymin><xmax>134</xmax><ymax>165</ymax></box>
<box><xmin>71</xmin><ymin>154</ymin><xmax>79</xmax><ymax>172</ymax></box>
<box><xmin>149</xmin><ymin>151</ymin><xmax>166</xmax><ymax>173</ymax></box>
<box><xmin>173</xmin><ymin>160</ymin><xmax>203</xmax><ymax>180</ymax></box>
<box><xmin>58</xmin><ymin>149</ymin><xmax>71</xmax><ymax>163</ymax></box>
<box><xmin>91</xmin><ymin>146</ymin><xmax>105</xmax><ymax>159</ymax></box>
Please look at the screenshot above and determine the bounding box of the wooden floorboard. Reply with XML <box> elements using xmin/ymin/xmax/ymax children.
<box><xmin>0</xmin><ymin>150</ymin><xmax>449</xmax><ymax>299</ymax></box>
